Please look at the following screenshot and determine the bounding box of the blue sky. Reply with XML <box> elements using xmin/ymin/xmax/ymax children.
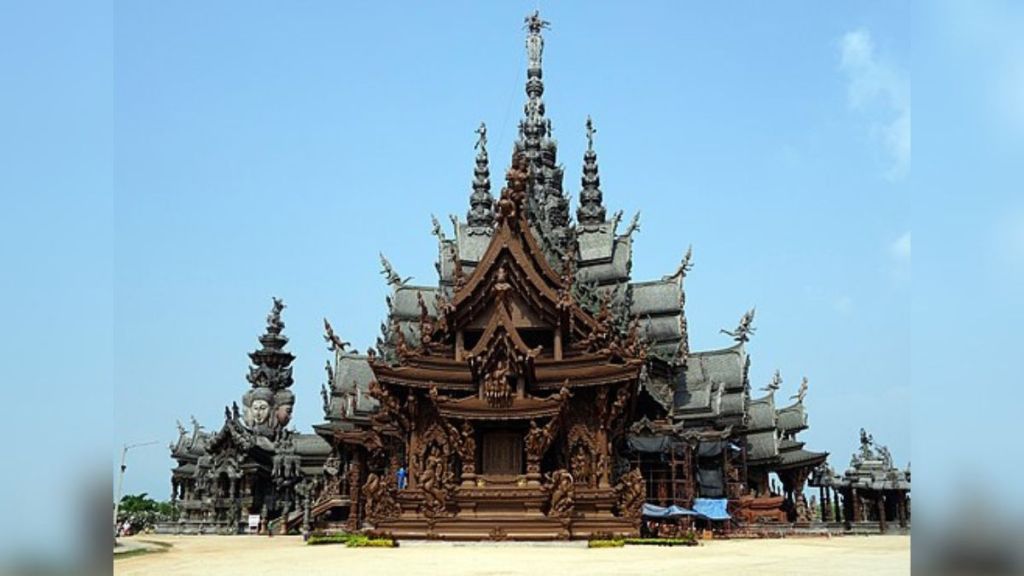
<box><xmin>108</xmin><ymin>1</ymin><xmax>911</xmax><ymax>500</ymax></box>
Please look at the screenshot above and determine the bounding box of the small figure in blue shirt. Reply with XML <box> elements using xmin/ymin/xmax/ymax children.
<box><xmin>397</xmin><ymin>466</ymin><xmax>408</xmax><ymax>490</ymax></box>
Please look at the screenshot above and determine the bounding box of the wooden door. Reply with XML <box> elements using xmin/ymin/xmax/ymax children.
<box><xmin>481</xmin><ymin>430</ymin><xmax>523</xmax><ymax>476</ymax></box>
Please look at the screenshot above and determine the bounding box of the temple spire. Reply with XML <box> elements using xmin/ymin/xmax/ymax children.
<box><xmin>576</xmin><ymin>115</ymin><xmax>607</xmax><ymax>226</ymax></box>
<box><xmin>467</xmin><ymin>122</ymin><xmax>494</xmax><ymax>227</ymax></box>
<box><xmin>515</xmin><ymin>11</ymin><xmax>571</xmax><ymax>264</ymax></box>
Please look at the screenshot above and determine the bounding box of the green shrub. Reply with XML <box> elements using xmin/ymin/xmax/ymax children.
<box><xmin>588</xmin><ymin>539</ymin><xmax>625</xmax><ymax>548</ymax></box>
<box><xmin>306</xmin><ymin>533</ymin><xmax>355</xmax><ymax>546</ymax></box>
<box><xmin>345</xmin><ymin>535</ymin><xmax>397</xmax><ymax>548</ymax></box>
<box><xmin>623</xmin><ymin>536</ymin><xmax>698</xmax><ymax>547</ymax></box>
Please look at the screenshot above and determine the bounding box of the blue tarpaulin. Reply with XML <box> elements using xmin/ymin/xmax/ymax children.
<box><xmin>641</xmin><ymin>503</ymin><xmax>698</xmax><ymax>518</ymax></box>
<box><xmin>692</xmin><ymin>498</ymin><xmax>731</xmax><ymax>521</ymax></box>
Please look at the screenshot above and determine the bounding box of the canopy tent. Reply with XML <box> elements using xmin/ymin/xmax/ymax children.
<box><xmin>692</xmin><ymin>498</ymin><xmax>731</xmax><ymax>521</ymax></box>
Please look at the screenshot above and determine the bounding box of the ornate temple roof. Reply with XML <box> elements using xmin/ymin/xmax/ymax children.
<box><xmin>318</xmin><ymin>11</ymin><xmax>827</xmax><ymax>479</ymax></box>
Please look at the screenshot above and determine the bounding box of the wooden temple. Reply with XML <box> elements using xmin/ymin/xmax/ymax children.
<box><xmin>166</xmin><ymin>11</ymin><xmax>840</xmax><ymax>540</ymax></box>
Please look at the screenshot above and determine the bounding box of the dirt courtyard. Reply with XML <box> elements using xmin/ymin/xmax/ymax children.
<box><xmin>114</xmin><ymin>534</ymin><xmax>909</xmax><ymax>576</ymax></box>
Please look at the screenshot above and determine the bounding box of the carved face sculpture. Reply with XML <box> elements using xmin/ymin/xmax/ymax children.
<box><xmin>275</xmin><ymin>403</ymin><xmax>293</xmax><ymax>428</ymax></box>
<box><xmin>249</xmin><ymin>399</ymin><xmax>271</xmax><ymax>425</ymax></box>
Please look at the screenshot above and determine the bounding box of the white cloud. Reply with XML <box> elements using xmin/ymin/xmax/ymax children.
<box><xmin>839</xmin><ymin>29</ymin><xmax>911</xmax><ymax>179</ymax></box>
<box><xmin>890</xmin><ymin>231</ymin><xmax>912</xmax><ymax>262</ymax></box>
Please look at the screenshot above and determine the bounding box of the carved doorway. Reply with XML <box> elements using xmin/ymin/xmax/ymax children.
<box><xmin>481</xmin><ymin>430</ymin><xmax>523</xmax><ymax>476</ymax></box>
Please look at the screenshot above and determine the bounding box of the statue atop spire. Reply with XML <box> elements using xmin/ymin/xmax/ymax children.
<box><xmin>577</xmin><ymin>115</ymin><xmax>607</xmax><ymax>226</ymax></box>
<box><xmin>467</xmin><ymin>122</ymin><xmax>495</xmax><ymax>227</ymax></box>
<box><xmin>475</xmin><ymin>121</ymin><xmax>487</xmax><ymax>152</ymax></box>
<box><xmin>524</xmin><ymin>10</ymin><xmax>550</xmax><ymax>69</ymax></box>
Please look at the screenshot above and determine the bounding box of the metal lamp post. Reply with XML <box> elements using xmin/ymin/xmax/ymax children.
<box><xmin>113</xmin><ymin>440</ymin><xmax>160</xmax><ymax>542</ymax></box>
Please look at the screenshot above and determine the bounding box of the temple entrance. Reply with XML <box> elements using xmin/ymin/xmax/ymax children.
<box><xmin>481</xmin><ymin>430</ymin><xmax>523</xmax><ymax>476</ymax></box>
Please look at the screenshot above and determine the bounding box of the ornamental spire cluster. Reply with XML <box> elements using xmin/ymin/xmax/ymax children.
<box><xmin>576</xmin><ymin>115</ymin><xmax>607</xmax><ymax>226</ymax></box>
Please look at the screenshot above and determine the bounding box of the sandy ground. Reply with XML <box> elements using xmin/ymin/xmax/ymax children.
<box><xmin>115</xmin><ymin>534</ymin><xmax>910</xmax><ymax>576</ymax></box>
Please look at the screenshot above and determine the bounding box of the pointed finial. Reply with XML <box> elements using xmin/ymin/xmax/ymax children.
<box><xmin>577</xmin><ymin>115</ymin><xmax>607</xmax><ymax>226</ymax></box>
<box><xmin>467</xmin><ymin>123</ymin><xmax>495</xmax><ymax>227</ymax></box>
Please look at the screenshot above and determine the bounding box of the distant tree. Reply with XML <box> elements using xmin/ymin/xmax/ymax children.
<box><xmin>116</xmin><ymin>493</ymin><xmax>178</xmax><ymax>534</ymax></box>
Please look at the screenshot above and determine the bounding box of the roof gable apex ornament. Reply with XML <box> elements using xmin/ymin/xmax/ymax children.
<box><xmin>663</xmin><ymin>245</ymin><xmax>694</xmax><ymax>282</ymax></box>
<box><xmin>379</xmin><ymin>252</ymin><xmax>412</xmax><ymax>287</ymax></box>
<box><xmin>323</xmin><ymin>318</ymin><xmax>351</xmax><ymax>353</ymax></box>
<box><xmin>609</xmin><ymin>210</ymin><xmax>624</xmax><ymax>235</ymax></box>
<box><xmin>790</xmin><ymin>376</ymin><xmax>808</xmax><ymax>402</ymax></box>
<box><xmin>620</xmin><ymin>211</ymin><xmax>641</xmax><ymax>239</ymax></box>
<box><xmin>761</xmin><ymin>369</ymin><xmax>782</xmax><ymax>392</ymax></box>
<box><xmin>720</xmin><ymin>307</ymin><xmax>756</xmax><ymax>343</ymax></box>
<box><xmin>430</xmin><ymin>214</ymin><xmax>446</xmax><ymax>242</ymax></box>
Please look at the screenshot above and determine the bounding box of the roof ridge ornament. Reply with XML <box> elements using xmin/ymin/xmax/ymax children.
<box><xmin>323</xmin><ymin>318</ymin><xmax>351</xmax><ymax>353</ymax></box>
<box><xmin>761</xmin><ymin>369</ymin><xmax>782</xmax><ymax>392</ymax></box>
<box><xmin>664</xmin><ymin>245</ymin><xmax>694</xmax><ymax>282</ymax></box>
<box><xmin>621</xmin><ymin>211</ymin><xmax>641</xmax><ymax>238</ymax></box>
<box><xmin>379</xmin><ymin>252</ymin><xmax>411</xmax><ymax>287</ymax></box>
<box><xmin>790</xmin><ymin>376</ymin><xmax>808</xmax><ymax>402</ymax></box>
<box><xmin>720</xmin><ymin>307</ymin><xmax>756</xmax><ymax>343</ymax></box>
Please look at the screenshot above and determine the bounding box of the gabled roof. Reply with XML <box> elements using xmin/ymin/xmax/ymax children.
<box><xmin>449</xmin><ymin>209</ymin><xmax>599</xmax><ymax>338</ymax></box>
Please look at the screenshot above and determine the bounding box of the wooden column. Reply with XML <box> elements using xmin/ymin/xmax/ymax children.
<box><xmin>346</xmin><ymin>450</ymin><xmax>364</xmax><ymax>531</ymax></box>
<box><xmin>851</xmin><ymin>488</ymin><xmax>862</xmax><ymax>522</ymax></box>
<box><xmin>819</xmin><ymin>487</ymin><xmax>827</xmax><ymax>521</ymax></box>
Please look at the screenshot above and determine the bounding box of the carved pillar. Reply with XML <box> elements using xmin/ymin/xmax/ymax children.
<box><xmin>850</xmin><ymin>488</ymin><xmax>861</xmax><ymax>522</ymax></box>
<box><xmin>877</xmin><ymin>493</ymin><xmax>888</xmax><ymax>533</ymax></box>
<box><xmin>460</xmin><ymin>422</ymin><xmax>477</xmax><ymax>486</ymax></box>
<box><xmin>554</xmin><ymin>327</ymin><xmax>563</xmax><ymax>360</ymax></box>
<box><xmin>684</xmin><ymin>443</ymin><xmax>695</xmax><ymax>504</ymax></box>
<box><xmin>346</xmin><ymin>450</ymin><xmax>364</xmax><ymax>531</ymax></box>
<box><xmin>596</xmin><ymin>429</ymin><xmax>610</xmax><ymax>488</ymax></box>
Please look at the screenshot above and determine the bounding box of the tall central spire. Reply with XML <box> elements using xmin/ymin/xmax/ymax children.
<box><xmin>516</xmin><ymin>11</ymin><xmax>570</xmax><ymax>266</ymax></box>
